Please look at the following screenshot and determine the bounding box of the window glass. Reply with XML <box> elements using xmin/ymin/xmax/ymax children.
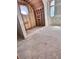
<box><xmin>50</xmin><ymin>6</ymin><xmax>55</xmax><ymax>17</ymax></box>
<box><xmin>20</xmin><ymin>5</ymin><xmax>28</xmax><ymax>15</ymax></box>
<box><xmin>50</xmin><ymin>0</ymin><xmax>55</xmax><ymax>17</ymax></box>
<box><xmin>50</xmin><ymin>0</ymin><xmax>55</xmax><ymax>6</ymax></box>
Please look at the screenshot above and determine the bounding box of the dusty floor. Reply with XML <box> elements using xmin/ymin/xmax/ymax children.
<box><xmin>27</xmin><ymin>26</ymin><xmax>43</xmax><ymax>35</ymax></box>
<box><xmin>17</xmin><ymin>26</ymin><xmax>61</xmax><ymax>59</ymax></box>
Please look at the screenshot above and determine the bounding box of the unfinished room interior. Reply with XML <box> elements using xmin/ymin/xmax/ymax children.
<box><xmin>17</xmin><ymin>0</ymin><xmax>61</xmax><ymax>59</ymax></box>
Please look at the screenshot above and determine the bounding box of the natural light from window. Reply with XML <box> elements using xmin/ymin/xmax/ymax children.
<box><xmin>50</xmin><ymin>0</ymin><xmax>55</xmax><ymax>17</ymax></box>
<box><xmin>50</xmin><ymin>0</ymin><xmax>55</xmax><ymax>6</ymax></box>
<box><xmin>20</xmin><ymin>5</ymin><xmax>28</xmax><ymax>15</ymax></box>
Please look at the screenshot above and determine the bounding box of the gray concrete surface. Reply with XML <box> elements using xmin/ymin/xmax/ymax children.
<box><xmin>17</xmin><ymin>26</ymin><xmax>61</xmax><ymax>59</ymax></box>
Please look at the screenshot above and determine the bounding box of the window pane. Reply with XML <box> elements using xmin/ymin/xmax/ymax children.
<box><xmin>50</xmin><ymin>0</ymin><xmax>55</xmax><ymax>6</ymax></box>
<box><xmin>50</xmin><ymin>6</ymin><xmax>55</xmax><ymax>17</ymax></box>
<box><xmin>20</xmin><ymin>5</ymin><xmax>28</xmax><ymax>15</ymax></box>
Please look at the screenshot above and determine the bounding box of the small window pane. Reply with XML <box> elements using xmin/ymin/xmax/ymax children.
<box><xmin>50</xmin><ymin>0</ymin><xmax>55</xmax><ymax>6</ymax></box>
<box><xmin>50</xmin><ymin>6</ymin><xmax>55</xmax><ymax>17</ymax></box>
<box><xmin>20</xmin><ymin>5</ymin><xmax>28</xmax><ymax>15</ymax></box>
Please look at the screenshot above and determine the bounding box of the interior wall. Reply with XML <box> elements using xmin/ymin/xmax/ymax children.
<box><xmin>42</xmin><ymin>0</ymin><xmax>49</xmax><ymax>26</ymax></box>
<box><xmin>17</xmin><ymin>18</ymin><xmax>24</xmax><ymax>38</ymax></box>
<box><xmin>49</xmin><ymin>0</ymin><xmax>61</xmax><ymax>26</ymax></box>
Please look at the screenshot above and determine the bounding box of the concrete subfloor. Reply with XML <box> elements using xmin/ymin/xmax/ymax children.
<box><xmin>27</xmin><ymin>27</ymin><xmax>43</xmax><ymax>35</ymax></box>
<box><xmin>17</xmin><ymin>26</ymin><xmax>61</xmax><ymax>59</ymax></box>
<box><xmin>17</xmin><ymin>26</ymin><xmax>43</xmax><ymax>41</ymax></box>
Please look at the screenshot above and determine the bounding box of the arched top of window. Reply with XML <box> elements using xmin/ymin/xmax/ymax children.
<box><xmin>50</xmin><ymin>0</ymin><xmax>55</xmax><ymax>6</ymax></box>
<box><xmin>20</xmin><ymin>5</ymin><xmax>29</xmax><ymax>15</ymax></box>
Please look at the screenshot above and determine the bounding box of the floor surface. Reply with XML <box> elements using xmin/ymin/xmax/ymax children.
<box><xmin>17</xmin><ymin>26</ymin><xmax>61</xmax><ymax>59</ymax></box>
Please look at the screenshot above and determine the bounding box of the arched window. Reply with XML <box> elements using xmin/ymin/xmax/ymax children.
<box><xmin>50</xmin><ymin>0</ymin><xmax>55</xmax><ymax>17</ymax></box>
<box><xmin>20</xmin><ymin>5</ymin><xmax>29</xmax><ymax>15</ymax></box>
